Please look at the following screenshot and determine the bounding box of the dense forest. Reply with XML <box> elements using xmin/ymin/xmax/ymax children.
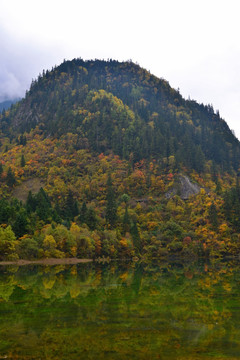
<box><xmin>0</xmin><ymin>59</ymin><xmax>240</xmax><ymax>261</ymax></box>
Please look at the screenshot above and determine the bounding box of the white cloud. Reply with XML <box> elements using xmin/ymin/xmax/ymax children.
<box><xmin>0</xmin><ymin>24</ymin><xmax>65</xmax><ymax>101</ymax></box>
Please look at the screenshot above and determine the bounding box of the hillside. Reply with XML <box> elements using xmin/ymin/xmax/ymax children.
<box><xmin>0</xmin><ymin>59</ymin><xmax>240</xmax><ymax>261</ymax></box>
<box><xmin>2</xmin><ymin>59</ymin><xmax>239</xmax><ymax>172</ymax></box>
<box><xmin>0</xmin><ymin>98</ymin><xmax>20</xmax><ymax>112</ymax></box>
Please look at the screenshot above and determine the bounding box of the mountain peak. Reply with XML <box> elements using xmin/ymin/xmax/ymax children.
<box><xmin>1</xmin><ymin>58</ymin><xmax>239</xmax><ymax>173</ymax></box>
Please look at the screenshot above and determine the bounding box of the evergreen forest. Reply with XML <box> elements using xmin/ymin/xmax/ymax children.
<box><xmin>0</xmin><ymin>59</ymin><xmax>240</xmax><ymax>261</ymax></box>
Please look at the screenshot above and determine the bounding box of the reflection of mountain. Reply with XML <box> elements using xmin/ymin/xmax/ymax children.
<box><xmin>0</xmin><ymin>261</ymin><xmax>239</xmax><ymax>359</ymax></box>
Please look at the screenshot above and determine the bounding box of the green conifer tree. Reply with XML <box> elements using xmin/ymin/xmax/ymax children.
<box><xmin>6</xmin><ymin>167</ymin><xmax>16</xmax><ymax>187</ymax></box>
<box><xmin>79</xmin><ymin>201</ymin><xmax>87</xmax><ymax>224</ymax></box>
<box><xmin>208</xmin><ymin>203</ymin><xmax>219</xmax><ymax>230</ymax></box>
<box><xmin>215</xmin><ymin>180</ymin><xmax>222</xmax><ymax>195</ymax></box>
<box><xmin>105</xmin><ymin>174</ymin><xmax>117</xmax><ymax>227</ymax></box>
<box><xmin>64</xmin><ymin>190</ymin><xmax>79</xmax><ymax>220</ymax></box>
<box><xmin>35</xmin><ymin>188</ymin><xmax>51</xmax><ymax>221</ymax></box>
<box><xmin>86</xmin><ymin>207</ymin><xmax>97</xmax><ymax>230</ymax></box>
<box><xmin>26</xmin><ymin>191</ymin><xmax>36</xmax><ymax>213</ymax></box>
<box><xmin>20</xmin><ymin>154</ymin><xmax>26</xmax><ymax>167</ymax></box>
<box><xmin>131</xmin><ymin>221</ymin><xmax>141</xmax><ymax>253</ymax></box>
<box><xmin>12</xmin><ymin>209</ymin><xmax>28</xmax><ymax>238</ymax></box>
<box><xmin>122</xmin><ymin>205</ymin><xmax>131</xmax><ymax>234</ymax></box>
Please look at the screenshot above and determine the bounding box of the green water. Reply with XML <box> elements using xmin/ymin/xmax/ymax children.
<box><xmin>0</xmin><ymin>260</ymin><xmax>240</xmax><ymax>360</ymax></box>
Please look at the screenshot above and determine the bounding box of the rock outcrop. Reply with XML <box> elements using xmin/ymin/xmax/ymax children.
<box><xmin>165</xmin><ymin>175</ymin><xmax>201</xmax><ymax>200</ymax></box>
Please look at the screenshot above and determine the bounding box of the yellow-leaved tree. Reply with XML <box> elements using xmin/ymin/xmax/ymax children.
<box><xmin>0</xmin><ymin>225</ymin><xmax>19</xmax><ymax>261</ymax></box>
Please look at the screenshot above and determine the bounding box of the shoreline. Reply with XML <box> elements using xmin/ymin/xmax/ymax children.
<box><xmin>0</xmin><ymin>258</ymin><xmax>93</xmax><ymax>266</ymax></box>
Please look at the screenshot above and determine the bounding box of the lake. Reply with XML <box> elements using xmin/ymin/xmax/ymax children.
<box><xmin>0</xmin><ymin>259</ymin><xmax>240</xmax><ymax>359</ymax></box>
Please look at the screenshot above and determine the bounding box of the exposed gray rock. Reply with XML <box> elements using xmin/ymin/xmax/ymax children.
<box><xmin>179</xmin><ymin>175</ymin><xmax>201</xmax><ymax>199</ymax></box>
<box><xmin>165</xmin><ymin>175</ymin><xmax>201</xmax><ymax>200</ymax></box>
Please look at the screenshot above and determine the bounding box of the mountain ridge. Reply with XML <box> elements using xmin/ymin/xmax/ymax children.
<box><xmin>0</xmin><ymin>98</ymin><xmax>20</xmax><ymax>112</ymax></box>
<box><xmin>1</xmin><ymin>59</ymin><xmax>239</xmax><ymax>173</ymax></box>
<box><xmin>0</xmin><ymin>59</ymin><xmax>240</xmax><ymax>261</ymax></box>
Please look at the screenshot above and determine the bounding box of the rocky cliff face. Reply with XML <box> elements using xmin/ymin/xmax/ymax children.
<box><xmin>179</xmin><ymin>175</ymin><xmax>201</xmax><ymax>199</ymax></box>
<box><xmin>166</xmin><ymin>175</ymin><xmax>201</xmax><ymax>199</ymax></box>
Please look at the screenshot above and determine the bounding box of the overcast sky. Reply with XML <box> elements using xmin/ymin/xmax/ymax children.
<box><xmin>1</xmin><ymin>0</ymin><xmax>240</xmax><ymax>138</ymax></box>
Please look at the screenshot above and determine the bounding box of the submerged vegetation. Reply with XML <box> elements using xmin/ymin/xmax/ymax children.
<box><xmin>0</xmin><ymin>59</ymin><xmax>240</xmax><ymax>261</ymax></box>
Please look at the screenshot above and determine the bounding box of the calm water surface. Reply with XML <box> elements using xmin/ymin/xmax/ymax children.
<box><xmin>0</xmin><ymin>260</ymin><xmax>240</xmax><ymax>359</ymax></box>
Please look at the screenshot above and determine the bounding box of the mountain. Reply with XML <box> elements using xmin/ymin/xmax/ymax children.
<box><xmin>0</xmin><ymin>59</ymin><xmax>240</xmax><ymax>262</ymax></box>
<box><xmin>0</xmin><ymin>98</ymin><xmax>20</xmax><ymax>112</ymax></box>
<box><xmin>2</xmin><ymin>59</ymin><xmax>239</xmax><ymax>173</ymax></box>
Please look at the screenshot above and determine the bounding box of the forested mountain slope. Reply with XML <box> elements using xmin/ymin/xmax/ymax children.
<box><xmin>0</xmin><ymin>59</ymin><xmax>240</xmax><ymax>261</ymax></box>
<box><xmin>1</xmin><ymin>59</ymin><xmax>239</xmax><ymax>172</ymax></box>
<box><xmin>0</xmin><ymin>98</ymin><xmax>20</xmax><ymax>112</ymax></box>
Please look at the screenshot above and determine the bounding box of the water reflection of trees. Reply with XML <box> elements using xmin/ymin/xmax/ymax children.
<box><xmin>0</xmin><ymin>260</ymin><xmax>239</xmax><ymax>359</ymax></box>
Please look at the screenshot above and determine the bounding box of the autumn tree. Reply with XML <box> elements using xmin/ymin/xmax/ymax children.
<box><xmin>0</xmin><ymin>225</ymin><xmax>18</xmax><ymax>260</ymax></box>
